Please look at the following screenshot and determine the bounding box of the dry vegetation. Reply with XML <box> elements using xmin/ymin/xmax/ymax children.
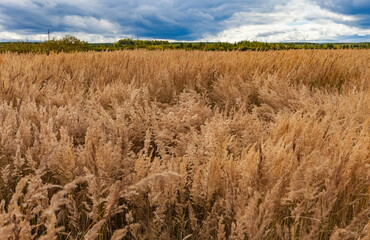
<box><xmin>0</xmin><ymin>50</ymin><xmax>369</xmax><ymax>239</ymax></box>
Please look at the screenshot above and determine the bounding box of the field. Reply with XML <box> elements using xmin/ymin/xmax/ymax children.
<box><xmin>0</xmin><ymin>50</ymin><xmax>369</xmax><ymax>239</ymax></box>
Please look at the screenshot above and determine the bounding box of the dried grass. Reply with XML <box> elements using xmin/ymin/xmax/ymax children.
<box><xmin>0</xmin><ymin>50</ymin><xmax>369</xmax><ymax>239</ymax></box>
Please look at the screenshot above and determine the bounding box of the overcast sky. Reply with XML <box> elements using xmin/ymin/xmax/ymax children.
<box><xmin>0</xmin><ymin>0</ymin><xmax>369</xmax><ymax>42</ymax></box>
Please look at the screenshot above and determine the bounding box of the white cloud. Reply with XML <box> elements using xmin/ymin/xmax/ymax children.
<box><xmin>201</xmin><ymin>0</ymin><xmax>370</xmax><ymax>42</ymax></box>
<box><xmin>0</xmin><ymin>31</ymin><xmax>132</xmax><ymax>43</ymax></box>
<box><xmin>63</xmin><ymin>16</ymin><xmax>121</xmax><ymax>33</ymax></box>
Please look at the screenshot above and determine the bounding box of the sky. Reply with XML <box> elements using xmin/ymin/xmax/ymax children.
<box><xmin>0</xmin><ymin>0</ymin><xmax>370</xmax><ymax>43</ymax></box>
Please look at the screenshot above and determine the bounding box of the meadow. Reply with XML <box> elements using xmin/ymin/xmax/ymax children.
<box><xmin>0</xmin><ymin>50</ymin><xmax>369</xmax><ymax>239</ymax></box>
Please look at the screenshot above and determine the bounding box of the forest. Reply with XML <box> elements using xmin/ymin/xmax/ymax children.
<box><xmin>1</xmin><ymin>35</ymin><xmax>370</xmax><ymax>53</ymax></box>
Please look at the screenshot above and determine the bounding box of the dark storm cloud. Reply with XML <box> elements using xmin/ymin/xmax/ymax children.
<box><xmin>0</xmin><ymin>0</ymin><xmax>369</xmax><ymax>42</ymax></box>
<box><xmin>0</xmin><ymin>0</ymin><xmax>280</xmax><ymax>40</ymax></box>
<box><xmin>312</xmin><ymin>0</ymin><xmax>370</xmax><ymax>14</ymax></box>
<box><xmin>312</xmin><ymin>0</ymin><xmax>370</xmax><ymax>27</ymax></box>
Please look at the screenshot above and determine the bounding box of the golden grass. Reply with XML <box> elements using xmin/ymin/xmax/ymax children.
<box><xmin>0</xmin><ymin>50</ymin><xmax>369</xmax><ymax>239</ymax></box>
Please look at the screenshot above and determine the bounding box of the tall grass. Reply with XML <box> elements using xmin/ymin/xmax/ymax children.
<box><xmin>0</xmin><ymin>50</ymin><xmax>369</xmax><ymax>239</ymax></box>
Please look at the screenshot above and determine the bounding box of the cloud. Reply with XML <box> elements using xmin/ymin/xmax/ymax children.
<box><xmin>0</xmin><ymin>30</ymin><xmax>131</xmax><ymax>43</ymax></box>
<box><xmin>312</xmin><ymin>0</ymin><xmax>370</xmax><ymax>13</ymax></box>
<box><xmin>201</xmin><ymin>0</ymin><xmax>370</xmax><ymax>42</ymax></box>
<box><xmin>62</xmin><ymin>16</ymin><xmax>121</xmax><ymax>33</ymax></box>
<box><xmin>0</xmin><ymin>0</ymin><xmax>369</xmax><ymax>42</ymax></box>
<box><xmin>311</xmin><ymin>0</ymin><xmax>370</xmax><ymax>28</ymax></box>
<box><xmin>0</xmin><ymin>0</ymin><xmax>282</xmax><ymax>41</ymax></box>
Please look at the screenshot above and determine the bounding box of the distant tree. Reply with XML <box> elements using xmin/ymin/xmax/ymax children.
<box><xmin>116</xmin><ymin>39</ymin><xmax>136</xmax><ymax>46</ymax></box>
<box><xmin>60</xmin><ymin>35</ymin><xmax>83</xmax><ymax>44</ymax></box>
<box><xmin>326</xmin><ymin>43</ymin><xmax>335</xmax><ymax>49</ymax></box>
<box><xmin>43</xmin><ymin>35</ymin><xmax>91</xmax><ymax>52</ymax></box>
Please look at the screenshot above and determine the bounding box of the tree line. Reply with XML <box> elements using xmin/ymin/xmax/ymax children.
<box><xmin>1</xmin><ymin>35</ymin><xmax>370</xmax><ymax>53</ymax></box>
